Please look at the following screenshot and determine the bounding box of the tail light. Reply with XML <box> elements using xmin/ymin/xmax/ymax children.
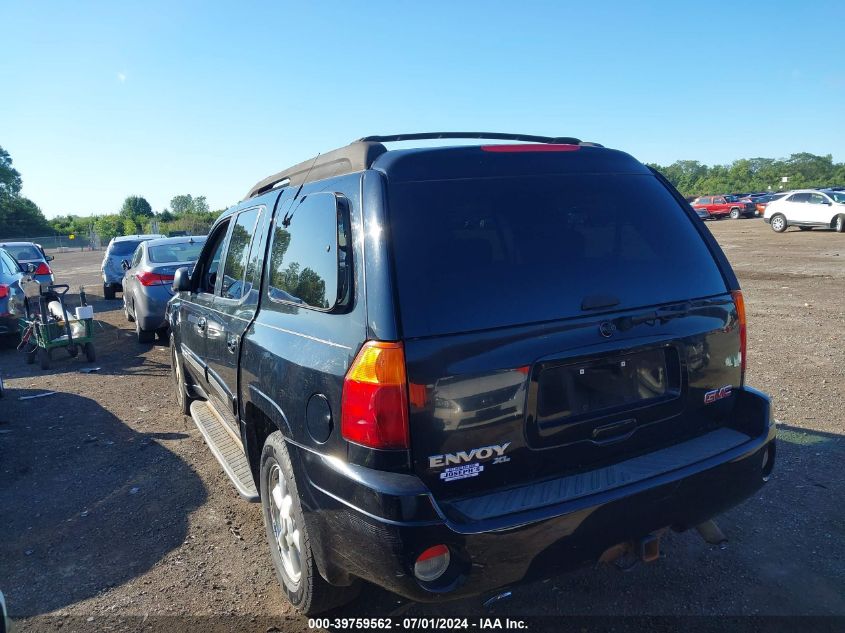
<box><xmin>732</xmin><ymin>290</ymin><xmax>747</xmax><ymax>380</ymax></box>
<box><xmin>136</xmin><ymin>271</ymin><xmax>175</xmax><ymax>286</ymax></box>
<box><xmin>341</xmin><ymin>341</ymin><xmax>410</xmax><ymax>449</ymax></box>
<box><xmin>0</xmin><ymin>284</ymin><xmax>8</xmax><ymax>299</ymax></box>
<box><xmin>34</xmin><ymin>262</ymin><xmax>51</xmax><ymax>275</ymax></box>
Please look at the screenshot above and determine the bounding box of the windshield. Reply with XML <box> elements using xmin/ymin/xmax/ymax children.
<box><xmin>828</xmin><ymin>191</ymin><xmax>845</xmax><ymax>203</ymax></box>
<box><xmin>110</xmin><ymin>240</ymin><xmax>141</xmax><ymax>256</ymax></box>
<box><xmin>148</xmin><ymin>241</ymin><xmax>205</xmax><ymax>263</ymax></box>
<box><xmin>388</xmin><ymin>173</ymin><xmax>728</xmax><ymax>337</ymax></box>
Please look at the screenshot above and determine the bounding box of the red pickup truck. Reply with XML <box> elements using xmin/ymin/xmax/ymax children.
<box><xmin>691</xmin><ymin>195</ymin><xmax>757</xmax><ymax>219</ymax></box>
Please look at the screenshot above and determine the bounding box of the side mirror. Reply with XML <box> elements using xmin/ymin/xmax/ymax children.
<box><xmin>46</xmin><ymin>254</ymin><xmax>55</xmax><ymax>262</ymax></box>
<box><xmin>121</xmin><ymin>259</ymin><xmax>130</xmax><ymax>271</ymax></box>
<box><xmin>172</xmin><ymin>266</ymin><xmax>192</xmax><ymax>292</ymax></box>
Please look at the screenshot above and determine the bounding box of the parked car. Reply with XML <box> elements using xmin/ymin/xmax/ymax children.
<box><xmin>168</xmin><ymin>132</ymin><xmax>775</xmax><ymax>614</ymax></box>
<box><xmin>691</xmin><ymin>195</ymin><xmax>757</xmax><ymax>219</ymax></box>
<box><xmin>101</xmin><ymin>234</ymin><xmax>165</xmax><ymax>299</ymax></box>
<box><xmin>763</xmin><ymin>189</ymin><xmax>845</xmax><ymax>233</ymax></box>
<box><xmin>121</xmin><ymin>236</ymin><xmax>206</xmax><ymax>343</ymax></box>
<box><xmin>0</xmin><ymin>247</ymin><xmax>25</xmax><ymax>339</ymax></box>
<box><xmin>0</xmin><ymin>241</ymin><xmax>54</xmax><ymax>285</ymax></box>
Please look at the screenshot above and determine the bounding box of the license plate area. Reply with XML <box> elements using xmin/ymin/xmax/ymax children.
<box><xmin>528</xmin><ymin>346</ymin><xmax>682</xmax><ymax>447</ymax></box>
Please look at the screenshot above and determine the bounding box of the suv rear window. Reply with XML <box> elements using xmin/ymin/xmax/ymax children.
<box><xmin>7</xmin><ymin>244</ymin><xmax>42</xmax><ymax>260</ymax></box>
<box><xmin>388</xmin><ymin>173</ymin><xmax>727</xmax><ymax>337</ymax></box>
<box><xmin>110</xmin><ymin>240</ymin><xmax>141</xmax><ymax>256</ymax></box>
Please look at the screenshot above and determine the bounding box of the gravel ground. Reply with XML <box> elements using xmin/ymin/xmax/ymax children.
<box><xmin>0</xmin><ymin>220</ymin><xmax>843</xmax><ymax>632</ymax></box>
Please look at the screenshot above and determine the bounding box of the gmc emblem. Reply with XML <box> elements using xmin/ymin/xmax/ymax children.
<box><xmin>704</xmin><ymin>385</ymin><xmax>733</xmax><ymax>404</ymax></box>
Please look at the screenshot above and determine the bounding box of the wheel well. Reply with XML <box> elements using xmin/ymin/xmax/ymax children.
<box><xmin>243</xmin><ymin>401</ymin><xmax>276</xmax><ymax>486</ymax></box>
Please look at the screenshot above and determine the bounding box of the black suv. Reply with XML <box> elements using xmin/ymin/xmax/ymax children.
<box><xmin>168</xmin><ymin>133</ymin><xmax>776</xmax><ymax>614</ymax></box>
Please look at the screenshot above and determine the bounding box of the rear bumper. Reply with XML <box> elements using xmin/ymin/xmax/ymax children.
<box><xmin>134</xmin><ymin>286</ymin><xmax>172</xmax><ymax>331</ymax></box>
<box><xmin>293</xmin><ymin>387</ymin><xmax>776</xmax><ymax>602</ymax></box>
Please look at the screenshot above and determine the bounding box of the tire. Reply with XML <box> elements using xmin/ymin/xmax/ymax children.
<box><xmin>835</xmin><ymin>214</ymin><xmax>845</xmax><ymax>233</ymax></box>
<box><xmin>729</xmin><ymin>208</ymin><xmax>741</xmax><ymax>220</ymax></box>
<box><xmin>260</xmin><ymin>432</ymin><xmax>359</xmax><ymax>614</ymax></box>
<box><xmin>156</xmin><ymin>326</ymin><xmax>169</xmax><ymax>341</ymax></box>
<box><xmin>103</xmin><ymin>285</ymin><xmax>116</xmax><ymax>300</ymax></box>
<box><xmin>38</xmin><ymin>347</ymin><xmax>51</xmax><ymax>370</ymax></box>
<box><xmin>66</xmin><ymin>345</ymin><xmax>79</xmax><ymax>358</ymax></box>
<box><xmin>798</xmin><ymin>226</ymin><xmax>812</xmax><ymax>231</ymax></box>
<box><xmin>136</xmin><ymin>319</ymin><xmax>155</xmax><ymax>344</ymax></box>
<box><xmin>124</xmin><ymin>298</ymin><xmax>135</xmax><ymax>322</ymax></box>
<box><xmin>770</xmin><ymin>214</ymin><xmax>787</xmax><ymax>233</ymax></box>
<box><xmin>25</xmin><ymin>346</ymin><xmax>35</xmax><ymax>364</ymax></box>
<box><xmin>170</xmin><ymin>335</ymin><xmax>191</xmax><ymax>416</ymax></box>
<box><xmin>83</xmin><ymin>342</ymin><xmax>96</xmax><ymax>362</ymax></box>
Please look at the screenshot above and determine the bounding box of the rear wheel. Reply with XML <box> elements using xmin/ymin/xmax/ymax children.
<box><xmin>124</xmin><ymin>297</ymin><xmax>135</xmax><ymax>322</ymax></box>
<box><xmin>770</xmin><ymin>214</ymin><xmax>787</xmax><ymax>233</ymax></box>
<box><xmin>835</xmin><ymin>214</ymin><xmax>845</xmax><ymax>233</ymax></box>
<box><xmin>83</xmin><ymin>342</ymin><xmax>96</xmax><ymax>362</ymax></box>
<box><xmin>170</xmin><ymin>335</ymin><xmax>191</xmax><ymax>415</ymax></box>
<box><xmin>38</xmin><ymin>347</ymin><xmax>51</xmax><ymax>370</ymax></box>
<box><xmin>729</xmin><ymin>208</ymin><xmax>741</xmax><ymax>220</ymax></box>
<box><xmin>260</xmin><ymin>431</ymin><xmax>359</xmax><ymax>614</ymax></box>
<box><xmin>103</xmin><ymin>284</ymin><xmax>116</xmax><ymax>300</ymax></box>
<box><xmin>136</xmin><ymin>319</ymin><xmax>155</xmax><ymax>344</ymax></box>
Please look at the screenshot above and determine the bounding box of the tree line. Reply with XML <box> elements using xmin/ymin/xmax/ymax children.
<box><xmin>647</xmin><ymin>152</ymin><xmax>845</xmax><ymax>198</ymax></box>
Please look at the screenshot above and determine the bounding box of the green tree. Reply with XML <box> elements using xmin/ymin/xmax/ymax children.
<box><xmin>95</xmin><ymin>215</ymin><xmax>122</xmax><ymax>242</ymax></box>
<box><xmin>120</xmin><ymin>195</ymin><xmax>153</xmax><ymax>218</ymax></box>
<box><xmin>170</xmin><ymin>194</ymin><xmax>194</xmax><ymax>215</ymax></box>
<box><xmin>192</xmin><ymin>196</ymin><xmax>209</xmax><ymax>214</ymax></box>
<box><xmin>0</xmin><ymin>146</ymin><xmax>23</xmax><ymax>197</ymax></box>
<box><xmin>123</xmin><ymin>218</ymin><xmax>138</xmax><ymax>235</ymax></box>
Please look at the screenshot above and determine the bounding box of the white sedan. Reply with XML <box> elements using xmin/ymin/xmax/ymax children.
<box><xmin>764</xmin><ymin>189</ymin><xmax>845</xmax><ymax>233</ymax></box>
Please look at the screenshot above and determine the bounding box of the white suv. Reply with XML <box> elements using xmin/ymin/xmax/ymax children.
<box><xmin>764</xmin><ymin>189</ymin><xmax>845</xmax><ymax>233</ymax></box>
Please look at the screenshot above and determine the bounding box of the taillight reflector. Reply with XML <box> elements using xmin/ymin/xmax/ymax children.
<box><xmin>732</xmin><ymin>290</ymin><xmax>747</xmax><ymax>378</ymax></box>
<box><xmin>341</xmin><ymin>341</ymin><xmax>410</xmax><ymax>450</ymax></box>
<box><xmin>137</xmin><ymin>271</ymin><xmax>175</xmax><ymax>286</ymax></box>
<box><xmin>34</xmin><ymin>262</ymin><xmax>51</xmax><ymax>275</ymax></box>
<box><xmin>0</xmin><ymin>284</ymin><xmax>8</xmax><ymax>299</ymax></box>
<box><xmin>481</xmin><ymin>144</ymin><xmax>581</xmax><ymax>153</ymax></box>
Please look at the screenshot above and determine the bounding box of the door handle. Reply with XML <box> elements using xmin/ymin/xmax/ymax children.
<box><xmin>196</xmin><ymin>316</ymin><xmax>207</xmax><ymax>332</ymax></box>
<box><xmin>226</xmin><ymin>335</ymin><xmax>238</xmax><ymax>353</ymax></box>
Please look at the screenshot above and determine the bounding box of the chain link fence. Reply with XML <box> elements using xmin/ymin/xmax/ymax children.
<box><xmin>0</xmin><ymin>233</ymin><xmax>100</xmax><ymax>252</ymax></box>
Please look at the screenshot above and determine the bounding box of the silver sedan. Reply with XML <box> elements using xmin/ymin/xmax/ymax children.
<box><xmin>121</xmin><ymin>236</ymin><xmax>206</xmax><ymax>343</ymax></box>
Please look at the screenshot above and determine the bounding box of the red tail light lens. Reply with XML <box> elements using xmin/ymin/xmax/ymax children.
<box><xmin>732</xmin><ymin>290</ymin><xmax>747</xmax><ymax>379</ymax></box>
<box><xmin>341</xmin><ymin>341</ymin><xmax>410</xmax><ymax>450</ymax></box>
<box><xmin>481</xmin><ymin>144</ymin><xmax>580</xmax><ymax>152</ymax></box>
<box><xmin>34</xmin><ymin>262</ymin><xmax>51</xmax><ymax>275</ymax></box>
<box><xmin>0</xmin><ymin>284</ymin><xmax>8</xmax><ymax>299</ymax></box>
<box><xmin>137</xmin><ymin>271</ymin><xmax>175</xmax><ymax>287</ymax></box>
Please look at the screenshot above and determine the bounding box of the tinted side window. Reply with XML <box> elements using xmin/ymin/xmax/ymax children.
<box><xmin>789</xmin><ymin>193</ymin><xmax>810</xmax><ymax>203</ymax></box>
<box><xmin>221</xmin><ymin>208</ymin><xmax>261</xmax><ymax>300</ymax></box>
<box><xmin>698</xmin><ymin>197</ymin><xmax>711</xmax><ymax>205</ymax></box>
<box><xmin>808</xmin><ymin>193</ymin><xmax>827</xmax><ymax>204</ymax></box>
<box><xmin>266</xmin><ymin>193</ymin><xmax>345</xmax><ymax>310</ymax></box>
<box><xmin>196</xmin><ymin>221</ymin><xmax>231</xmax><ymax>294</ymax></box>
<box><xmin>131</xmin><ymin>246</ymin><xmax>143</xmax><ymax>267</ymax></box>
<box><xmin>713</xmin><ymin>197</ymin><xmax>725</xmax><ymax>204</ymax></box>
<box><xmin>0</xmin><ymin>250</ymin><xmax>11</xmax><ymax>275</ymax></box>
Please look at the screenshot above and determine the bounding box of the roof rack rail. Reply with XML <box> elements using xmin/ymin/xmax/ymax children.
<box><xmin>245</xmin><ymin>132</ymin><xmax>600</xmax><ymax>200</ymax></box>
<box><xmin>357</xmin><ymin>132</ymin><xmax>582</xmax><ymax>145</ymax></box>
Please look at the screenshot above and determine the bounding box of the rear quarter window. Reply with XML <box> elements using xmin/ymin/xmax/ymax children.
<box><xmin>387</xmin><ymin>173</ymin><xmax>728</xmax><ymax>337</ymax></box>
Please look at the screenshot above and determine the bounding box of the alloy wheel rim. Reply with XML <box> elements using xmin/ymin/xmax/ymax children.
<box><xmin>172</xmin><ymin>346</ymin><xmax>183</xmax><ymax>406</ymax></box>
<box><xmin>773</xmin><ymin>217</ymin><xmax>784</xmax><ymax>231</ymax></box>
<box><xmin>268</xmin><ymin>463</ymin><xmax>302</xmax><ymax>583</ymax></box>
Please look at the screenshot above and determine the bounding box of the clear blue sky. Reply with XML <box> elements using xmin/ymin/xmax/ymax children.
<box><xmin>2</xmin><ymin>0</ymin><xmax>843</xmax><ymax>218</ymax></box>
